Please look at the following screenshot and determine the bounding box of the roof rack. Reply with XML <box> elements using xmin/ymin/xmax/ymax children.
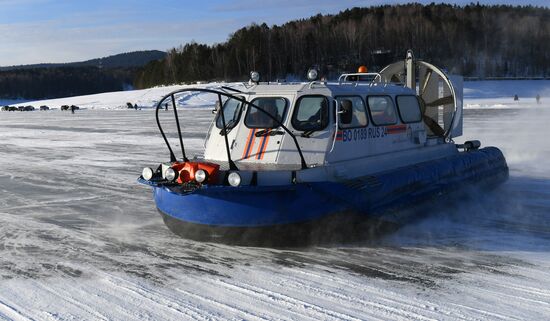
<box><xmin>338</xmin><ymin>72</ymin><xmax>383</xmax><ymax>85</ymax></box>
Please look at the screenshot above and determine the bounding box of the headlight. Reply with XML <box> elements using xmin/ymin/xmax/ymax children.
<box><xmin>227</xmin><ymin>172</ymin><xmax>241</xmax><ymax>187</ymax></box>
<box><xmin>164</xmin><ymin>168</ymin><xmax>178</xmax><ymax>182</ymax></box>
<box><xmin>142</xmin><ymin>167</ymin><xmax>154</xmax><ymax>181</ymax></box>
<box><xmin>307</xmin><ymin>68</ymin><xmax>318</xmax><ymax>81</ymax></box>
<box><xmin>250</xmin><ymin>71</ymin><xmax>260</xmax><ymax>83</ymax></box>
<box><xmin>195</xmin><ymin>169</ymin><xmax>207</xmax><ymax>183</ymax></box>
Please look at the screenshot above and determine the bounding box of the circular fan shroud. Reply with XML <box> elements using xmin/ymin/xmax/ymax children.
<box><xmin>379</xmin><ymin>60</ymin><xmax>459</xmax><ymax>140</ymax></box>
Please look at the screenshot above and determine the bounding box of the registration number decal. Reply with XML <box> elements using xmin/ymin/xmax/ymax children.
<box><xmin>336</xmin><ymin>125</ymin><xmax>407</xmax><ymax>142</ymax></box>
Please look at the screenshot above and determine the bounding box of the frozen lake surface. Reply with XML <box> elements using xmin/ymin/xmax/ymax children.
<box><xmin>0</xmin><ymin>95</ymin><xmax>549</xmax><ymax>319</ymax></box>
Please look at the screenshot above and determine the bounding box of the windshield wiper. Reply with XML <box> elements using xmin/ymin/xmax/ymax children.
<box><xmin>219</xmin><ymin>119</ymin><xmax>237</xmax><ymax>136</ymax></box>
<box><xmin>301</xmin><ymin>130</ymin><xmax>318</xmax><ymax>138</ymax></box>
<box><xmin>255</xmin><ymin>129</ymin><xmax>284</xmax><ymax>137</ymax></box>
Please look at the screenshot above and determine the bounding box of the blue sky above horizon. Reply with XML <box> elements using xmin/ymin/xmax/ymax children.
<box><xmin>0</xmin><ymin>0</ymin><xmax>547</xmax><ymax>66</ymax></box>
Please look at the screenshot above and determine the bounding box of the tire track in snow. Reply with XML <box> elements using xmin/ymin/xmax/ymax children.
<box><xmin>496</xmin><ymin>281</ymin><xmax>550</xmax><ymax>300</ymax></box>
<box><xmin>29</xmin><ymin>279</ymin><xmax>117</xmax><ymax>321</ymax></box>
<box><xmin>175</xmin><ymin>288</ymin><xmax>270</xmax><ymax>321</ymax></box>
<box><xmin>0</xmin><ymin>298</ymin><xmax>36</xmax><ymax>321</ymax></box>
<box><xmin>175</xmin><ymin>274</ymin><xmax>325</xmax><ymax>321</ymax></box>
<box><xmin>35</xmin><ymin>280</ymin><xmax>142</xmax><ymax>321</ymax></box>
<box><xmin>453</xmin><ymin>274</ymin><xmax>550</xmax><ymax>317</ymax></box>
<box><xmin>278</xmin><ymin>259</ymin><xmax>518</xmax><ymax>321</ymax></box>
<box><xmin>446</xmin><ymin>302</ymin><xmax>522</xmax><ymax>321</ymax></box>
<box><xmin>100</xmin><ymin>272</ymin><xmax>218</xmax><ymax>321</ymax></box>
<box><xmin>202</xmin><ymin>276</ymin><xmax>365</xmax><ymax>321</ymax></box>
<box><xmin>268</xmin><ymin>268</ymin><xmax>453</xmax><ymax>321</ymax></box>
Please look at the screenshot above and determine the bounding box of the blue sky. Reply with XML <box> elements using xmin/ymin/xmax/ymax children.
<box><xmin>0</xmin><ymin>0</ymin><xmax>547</xmax><ymax>66</ymax></box>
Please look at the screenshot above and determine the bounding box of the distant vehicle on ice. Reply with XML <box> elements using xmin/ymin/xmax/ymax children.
<box><xmin>40</xmin><ymin>105</ymin><xmax>50</xmax><ymax>111</ymax></box>
<box><xmin>126</xmin><ymin>102</ymin><xmax>139</xmax><ymax>110</ymax></box>
<box><xmin>18</xmin><ymin>105</ymin><xmax>34</xmax><ymax>111</ymax></box>
<box><xmin>60</xmin><ymin>105</ymin><xmax>79</xmax><ymax>111</ymax></box>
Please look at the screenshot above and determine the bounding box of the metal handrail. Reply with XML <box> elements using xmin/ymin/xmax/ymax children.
<box><xmin>154</xmin><ymin>88</ymin><xmax>309</xmax><ymax>170</ymax></box>
<box><xmin>338</xmin><ymin>72</ymin><xmax>383</xmax><ymax>84</ymax></box>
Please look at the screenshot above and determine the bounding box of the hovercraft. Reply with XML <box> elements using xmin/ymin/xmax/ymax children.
<box><xmin>138</xmin><ymin>51</ymin><xmax>508</xmax><ymax>245</ymax></box>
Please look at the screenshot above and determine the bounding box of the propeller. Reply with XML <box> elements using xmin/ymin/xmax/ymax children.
<box><xmin>379</xmin><ymin>56</ymin><xmax>457</xmax><ymax>138</ymax></box>
<box><xmin>420</xmin><ymin>70</ymin><xmax>432</xmax><ymax>96</ymax></box>
<box><xmin>425</xmin><ymin>95</ymin><xmax>454</xmax><ymax>108</ymax></box>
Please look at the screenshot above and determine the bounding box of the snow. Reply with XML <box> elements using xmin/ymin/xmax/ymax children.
<box><xmin>3</xmin><ymin>79</ymin><xmax>549</xmax><ymax>110</ymax></box>
<box><xmin>0</xmin><ymin>80</ymin><xmax>549</xmax><ymax>320</ymax></box>
<box><xmin>0</xmin><ymin>83</ymin><xmax>242</xmax><ymax>110</ymax></box>
<box><xmin>463</xmin><ymin>79</ymin><xmax>550</xmax><ymax>109</ymax></box>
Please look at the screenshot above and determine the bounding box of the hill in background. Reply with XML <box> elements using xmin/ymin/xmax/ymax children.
<box><xmin>0</xmin><ymin>51</ymin><xmax>166</xmax><ymax>100</ymax></box>
<box><xmin>0</xmin><ymin>50</ymin><xmax>167</xmax><ymax>71</ymax></box>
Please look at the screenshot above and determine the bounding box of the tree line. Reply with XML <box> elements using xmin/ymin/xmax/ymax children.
<box><xmin>0</xmin><ymin>67</ymin><xmax>134</xmax><ymax>100</ymax></box>
<box><xmin>134</xmin><ymin>3</ymin><xmax>550</xmax><ymax>88</ymax></box>
<box><xmin>0</xmin><ymin>51</ymin><xmax>165</xmax><ymax>100</ymax></box>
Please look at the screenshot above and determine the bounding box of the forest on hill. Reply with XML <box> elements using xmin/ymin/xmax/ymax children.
<box><xmin>0</xmin><ymin>51</ymin><xmax>165</xmax><ymax>100</ymax></box>
<box><xmin>0</xmin><ymin>67</ymin><xmax>134</xmax><ymax>99</ymax></box>
<box><xmin>134</xmin><ymin>3</ymin><xmax>550</xmax><ymax>88</ymax></box>
<box><xmin>0</xmin><ymin>51</ymin><xmax>166</xmax><ymax>71</ymax></box>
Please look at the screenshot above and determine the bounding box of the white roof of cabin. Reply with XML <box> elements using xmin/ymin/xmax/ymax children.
<box><xmin>243</xmin><ymin>82</ymin><xmax>415</xmax><ymax>97</ymax></box>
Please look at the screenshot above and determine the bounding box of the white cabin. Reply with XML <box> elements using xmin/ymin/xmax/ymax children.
<box><xmin>197</xmin><ymin>52</ymin><xmax>463</xmax><ymax>185</ymax></box>
<box><xmin>203</xmin><ymin>75</ymin><xmax>462</xmax><ymax>183</ymax></box>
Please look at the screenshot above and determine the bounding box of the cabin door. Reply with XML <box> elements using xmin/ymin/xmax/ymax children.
<box><xmin>232</xmin><ymin>96</ymin><xmax>289</xmax><ymax>164</ymax></box>
<box><xmin>278</xmin><ymin>95</ymin><xmax>333</xmax><ymax>166</ymax></box>
<box><xmin>203</xmin><ymin>97</ymin><xmax>245</xmax><ymax>162</ymax></box>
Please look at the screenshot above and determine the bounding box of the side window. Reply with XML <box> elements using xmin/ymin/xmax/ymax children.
<box><xmin>291</xmin><ymin>96</ymin><xmax>329</xmax><ymax>131</ymax></box>
<box><xmin>245</xmin><ymin>97</ymin><xmax>287</xmax><ymax>128</ymax></box>
<box><xmin>336</xmin><ymin>96</ymin><xmax>368</xmax><ymax>129</ymax></box>
<box><xmin>367</xmin><ymin>96</ymin><xmax>397</xmax><ymax>125</ymax></box>
<box><xmin>216</xmin><ymin>97</ymin><xmax>243</xmax><ymax>129</ymax></box>
<box><xmin>396</xmin><ymin>95</ymin><xmax>422</xmax><ymax>123</ymax></box>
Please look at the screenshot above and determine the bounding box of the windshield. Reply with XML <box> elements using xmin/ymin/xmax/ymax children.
<box><xmin>216</xmin><ymin>97</ymin><xmax>243</xmax><ymax>129</ymax></box>
<box><xmin>244</xmin><ymin>97</ymin><xmax>287</xmax><ymax>128</ymax></box>
<box><xmin>292</xmin><ymin>96</ymin><xmax>329</xmax><ymax>131</ymax></box>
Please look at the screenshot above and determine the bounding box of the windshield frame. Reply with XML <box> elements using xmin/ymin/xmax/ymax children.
<box><xmin>243</xmin><ymin>97</ymin><xmax>288</xmax><ymax>129</ymax></box>
<box><xmin>215</xmin><ymin>96</ymin><xmax>244</xmax><ymax>129</ymax></box>
<box><xmin>291</xmin><ymin>95</ymin><xmax>330</xmax><ymax>132</ymax></box>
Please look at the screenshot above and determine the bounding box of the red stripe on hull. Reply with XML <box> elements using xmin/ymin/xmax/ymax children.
<box><xmin>386</xmin><ymin>124</ymin><xmax>407</xmax><ymax>134</ymax></box>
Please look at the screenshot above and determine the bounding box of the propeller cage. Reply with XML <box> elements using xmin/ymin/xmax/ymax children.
<box><xmin>379</xmin><ymin>51</ymin><xmax>463</xmax><ymax>140</ymax></box>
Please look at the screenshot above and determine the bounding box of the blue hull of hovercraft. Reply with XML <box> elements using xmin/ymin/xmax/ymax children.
<box><xmin>145</xmin><ymin>147</ymin><xmax>508</xmax><ymax>231</ymax></box>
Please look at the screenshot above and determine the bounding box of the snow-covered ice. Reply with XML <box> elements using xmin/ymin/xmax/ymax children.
<box><xmin>463</xmin><ymin>79</ymin><xmax>549</xmax><ymax>109</ymax></box>
<box><xmin>0</xmin><ymin>83</ymin><xmax>241</xmax><ymax>110</ymax></box>
<box><xmin>0</xmin><ymin>80</ymin><xmax>549</xmax><ymax>320</ymax></box>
